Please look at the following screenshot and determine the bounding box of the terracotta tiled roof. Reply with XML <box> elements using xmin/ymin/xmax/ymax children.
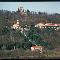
<box><xmin>32</xmin><ymin>46</ymin><xmax>43</xmax><ymax>48</ymax></box>
<box><xmin>36</xmin><ymin>23</ymin><xmax>60</xmax><ymax>26</ymax></box>
<box><xmin>55</xmin><ymin>24</ymin><xmax>60</xmax><ymax>26</ymax></box>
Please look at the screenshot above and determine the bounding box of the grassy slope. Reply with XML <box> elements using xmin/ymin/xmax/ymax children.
<box><xmin>0</xmin><ymin>48</ymin><xmax>60</xmax><ymax>59</ymax></box>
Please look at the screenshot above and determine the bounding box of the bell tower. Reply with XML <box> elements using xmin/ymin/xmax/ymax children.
<box><xmin>20</xmin><ymin>6</ymin><xmax>23</xmax><ymax>13</ymax></box>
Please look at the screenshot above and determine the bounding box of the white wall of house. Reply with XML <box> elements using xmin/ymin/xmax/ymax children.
<box><xmin>31</xmin><ymin>46</ymin><xmax>43</xmax><ymax>53</ymax></box>
<box><xmin>12</xmin><ymin>20</ymin><xmax>21</xmax><ymax>30</ymax></box>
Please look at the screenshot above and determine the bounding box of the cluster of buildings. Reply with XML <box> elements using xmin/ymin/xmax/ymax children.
<box><xmin>11</xmin><ymin>20</ymin><xmax>30</xmax><ymax>34</ymax></box>
<box><xmin>18</xmin><ymin>6</ymin><xmax>38</xmax><ymax>15</ymax></box>
<box><xmin>11</xmin><ymin>19</ymin><xmax>60</xmax><ymax>31</ymax></box>
<box><xmin>11</xmin><ymin>20</ymin><xmax>21</xmax><ymax>30</ymax></box>
<box><xmin>35</xmin><ymin>23</ymin><xmax>60</xmax><ymax>30</ymax></box>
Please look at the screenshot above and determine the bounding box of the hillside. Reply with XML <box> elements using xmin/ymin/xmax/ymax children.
<box><xmin>0</xmin><ymin>9</ymin><xmax>60</xmax><ymax>59</ymax></box>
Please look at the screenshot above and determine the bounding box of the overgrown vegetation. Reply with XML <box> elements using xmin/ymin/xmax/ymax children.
<box><xmin>0</xmin><ymin>9</ymin><xmax>60</xmax><ymax>58</ymax></box>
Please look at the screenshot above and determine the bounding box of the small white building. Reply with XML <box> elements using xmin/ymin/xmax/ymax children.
<box><xmin>31</xmin><ymin>46</ymin><xmax>43</xmax><ymax>54</ymax></box>
<box><xmin>35</xmin><ymin>23</ymin><xmax>45</xmax><ymax>29</ymax></box>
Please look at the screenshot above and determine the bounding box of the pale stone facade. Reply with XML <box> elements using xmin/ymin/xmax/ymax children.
<box><xmin>12</xmin><ymin>20</ymin><xmax>21</xmax><ymax>29</ymax></box>
<box><xmin>31</xmin><ymin>46</ymin><xmax>43</xmax><ymax>53</ymax></box>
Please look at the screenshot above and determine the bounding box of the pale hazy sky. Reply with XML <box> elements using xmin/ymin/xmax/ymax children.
<box><xmin>0</xmin><ymin>2</ymin><xmax>60</xmax><ymax>14</ymax></box>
